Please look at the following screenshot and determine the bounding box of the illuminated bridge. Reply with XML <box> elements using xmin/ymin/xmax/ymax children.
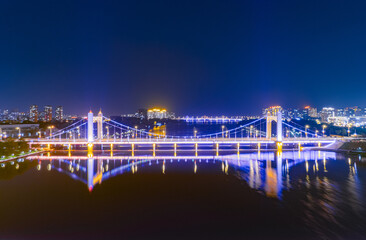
<box><xmin>27</xmin><ymin>107</ymin><xmax>346</xmax><ymax>152</ymax></box>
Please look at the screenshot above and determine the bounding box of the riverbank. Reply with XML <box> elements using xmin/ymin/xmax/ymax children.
<box><xmin>337</xmin><ymin>140</ymin><xmax>366</xmax><ymax>153</ymax></box>
<box><xmin>0</xmin><ymin>149</ymin><xmax>44</xmax><ymax>163</ymax></box>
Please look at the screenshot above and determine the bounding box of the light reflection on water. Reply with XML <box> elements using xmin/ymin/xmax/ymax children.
<box><xmin>2</xmin><ymin>150</ymin><xmax>366</xmax><ymax>237</ymax></box>
<box><xmin>24</xmin><ymin>151</ymin><xmax>356</xmax><ymax>198</ymax></box>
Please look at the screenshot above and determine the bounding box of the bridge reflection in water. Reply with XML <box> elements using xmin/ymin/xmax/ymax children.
<box><xmin>26</xmin><ymin>150</ymin><xmax>344</xmax><ymax>198</ymax></box>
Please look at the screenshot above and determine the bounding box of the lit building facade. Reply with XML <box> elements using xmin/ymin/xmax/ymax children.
<box><xmin>29</xmin><ymin>105</ymin><xmax>38</xmax><ymax>122</ymax></box>
<box><xmin>304</xmin><ymin>106</ymin><xmax>317</xmax><ymax>118</ymax></box>
<box><xmin>327</xmin><ymin>116</ymin><xmax>349</xmax><ymax>127</ymax></box>
<box><xmin>320</xmin><ymin>107</ymin><xmax>335</xmax><ymax>122</ymax></box>
<box><xmin>55</xmin><ymin>106</ymin><xmax>63</xmax><ymax>121</ymax></box>
<box><xmin>44</xmin><ymin>105</ymin><xmax>52</xmax><ymax>122</ymax></box>
<box><xmin>147</xmin><ymin>108</ymin><xmax>175</xmax><ymax>119</ymax></box>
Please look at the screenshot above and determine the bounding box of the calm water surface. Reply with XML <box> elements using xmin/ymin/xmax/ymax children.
<box><xmin>0</xmin><ymin>150</ymin><xmax>365</xmax><ymax>240</ymax></box>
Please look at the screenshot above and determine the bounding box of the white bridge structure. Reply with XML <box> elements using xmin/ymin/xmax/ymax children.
<box><xmin>28</xmin><ymin>107</ymin><xmax>342</xmax><ymax>152</ymax></box>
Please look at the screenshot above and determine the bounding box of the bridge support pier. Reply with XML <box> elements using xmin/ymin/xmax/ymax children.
<box><xmin>131</xmin><ymin>143</ymin><xmax>134</xmax><ymax>157</ymax></box>
<box><xmin>195</xmin><ymin>143</ymin><xmax>198</xmax><ymax>157</ymax></box>
<box><xmin>68</xmin><ymin>144</ymin><xmax>71</xmax><ymax>157</ymax></box>
<box><xmin>110</xmin><ymin>144</ymin><xmax>113</xmax><ymax>157</ymax></box>
<box><xmin>153</xmin><ymin>143</ymin><xmax>156</xmax><ymax>157</ymax></box>
<box><xmin>174</xmin><ymin>143</ymin><xmax>177</xmax><ymax>156</ymax></box>
<box><xmin>216</xmin><ymin>143</ymin><xmax>219</xmax><ymax>156</ymax></box>
<box><xmin>276</xmin><ymin>142</ymin><xmax>283</xmax><ymax>151</ymax></box>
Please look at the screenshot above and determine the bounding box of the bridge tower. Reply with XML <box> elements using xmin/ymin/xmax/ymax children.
<box><xmin>88</xmin><ymin>110</ymin><xmax>94</xmax><ymax>142</ymax></box>
<box><xmin>97</xmin><ymin>109</ymin><xmax>103</xmax><ymax>140</ymax></box>
<box><xmin>277</xmin><ymin>110</ymin><xmax>283</xmax><ymax>142</ymax></box>
<box><xmin>265</xmin><ymin>106</ymin><xmax>283</xmax><ymax>142</ymax></box>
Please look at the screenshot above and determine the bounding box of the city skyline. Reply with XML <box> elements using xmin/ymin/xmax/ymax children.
<box><xmin>2</xmin><ymin>103</ymin><xmax>366</xmax><ymax>116</ymax></box>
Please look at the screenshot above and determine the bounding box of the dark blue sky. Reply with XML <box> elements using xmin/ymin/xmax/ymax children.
<box><xmin>1</xmin><ymin>0</ymin><xmax>366</xmax><ymax>115</ymax></box>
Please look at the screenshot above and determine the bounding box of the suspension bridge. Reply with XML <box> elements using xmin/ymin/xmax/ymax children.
<box><xmin>28</xmin><ymin>107</ymin><xmax>343</xmax><ymax>152</ymax></box>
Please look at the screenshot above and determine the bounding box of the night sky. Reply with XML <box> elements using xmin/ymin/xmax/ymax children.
<box><xmin>1</xmin><ymin>0</ymin><xmax>366</xmax><ymax>115</ymax></box>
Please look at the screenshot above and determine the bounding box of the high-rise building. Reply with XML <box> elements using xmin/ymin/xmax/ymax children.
<box><xmin>0</xmin><ymin>109</ymin><xmax>9</xmax><ymax>121</ymax></box>
<box><xmin>44</xmin><ymin>105</ymin><xmax>52</xmax><ymax>122</ymax></box>
<box><xmin>304</xmin><ymin>106</ymin><xmax>318</xmax><ymax>118</ymax></box>
<box><xmin>29</xmin><ymin>105</ymin><xmax>38</xmax><ymax>122</ymax></box>
<box><xmin>55</xmin><ymin>106</ymin><xmax>63</xmax><ymax>121</ymax></box>
<box><xmin>320</xmin><ymin>107</ymin><xmax>335</xmax><ymax>122</ymax></box>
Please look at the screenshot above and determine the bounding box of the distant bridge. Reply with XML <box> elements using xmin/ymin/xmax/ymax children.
<box><xmin>176</xmin><ymin>116</ymin><xmax>247</xmax><ymax>123</ymax></box>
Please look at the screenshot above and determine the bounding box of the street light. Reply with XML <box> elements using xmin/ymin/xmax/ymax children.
<box><xmin>305</xmin><ymin>125</ymin><xmax>309</xmax><ymax>138</ymax></box>
<box><xmin>106</xmin><ymin>126</ymin><xmax>110</xmax><ymax>139</ymax></box>
<box><xmin>347</xmin><ymin>125</ymin><xmax>351</xmax><ymax>137</ymax></box>
<box><xmin>134</xmin><ymin>126</ymin><xmax>138</xmax><ymax>138</ymax></box>
<box><xmin>221</xmin><ymin>125</ymin><xmax>225</xmax><ymax>138</ymax></box>
<box><xmin>48</xmin><ymin>126</ymin><xmax>54</xmax><ymax>137</ymax></box>
<box><xmin>38</xmin><ymin>131</ymin><xmax>41</xmax><ymax>139</ymax></box>
<box><xmin>315</xmin><ymin>130</ymin><xmax>319</xmax><ymax>137</ymax></box>
<box><xmin>15</xmin><ymin>127</ymin><xmax>21</xmax><ymax>139</ymax></box>
<box><xmin>250</xmin><ymin>125</ymin><xmax>253</xmax><ymax>138</ymax></box>
<box><xmin>194</xmin><ymin>129</ymin><xmax>197</xmax><ymax>138</ymax></box>
<box><xmin>322</xmin><ymin>125</ymin><xmax>327</xmax><ymax>136</ymax></box>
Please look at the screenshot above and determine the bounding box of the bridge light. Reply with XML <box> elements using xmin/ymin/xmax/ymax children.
<box><xmin>48</xmin><ymin>125</ymin><xmax>54</xmax><ymax>137</ymax></box>
<box><xmin>322</xmin><ymin>125</ymin><xmax>327</xmax><ymax>136</ymax></box>
<box><xmin>305</xmin><ymin>125</ymin><xmax>309</xmax><ymax>138</ymax></box>
<box><xmin>15</xmin><ymin>127</ymin><xmax>21</xmax><ymax>139</ymax></box>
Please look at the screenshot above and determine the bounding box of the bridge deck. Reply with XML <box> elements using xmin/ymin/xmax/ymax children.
<box><xmin>28</xmin><ymin>137</ymin><xmax>338</xmax><ymax>145</ymax></box>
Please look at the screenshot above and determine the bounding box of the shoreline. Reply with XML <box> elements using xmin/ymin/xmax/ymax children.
<box><xmin>0</xmin><ymin>150</ymin><xmax>46</xmax><ymax>163</ymax></box>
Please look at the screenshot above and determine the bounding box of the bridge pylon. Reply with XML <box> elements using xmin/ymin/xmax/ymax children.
<box><xmin>277</xmin><ymin>110</ymin><xmax>282</xmax><ymax>142</ymax></box>
<box><xmin>265</xmin><ymin>106</ymin><xmax>283</xmax><ymax>148</ymax></box>
<box><xmin>88</xmin><ymin>110</ymin><xmax>94</xmax><ymax>142</ymax></box>
<box><xmin>97</xmin><ymin>109</ymin><xmax>103</xmax><ymax>140</ymax></box>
